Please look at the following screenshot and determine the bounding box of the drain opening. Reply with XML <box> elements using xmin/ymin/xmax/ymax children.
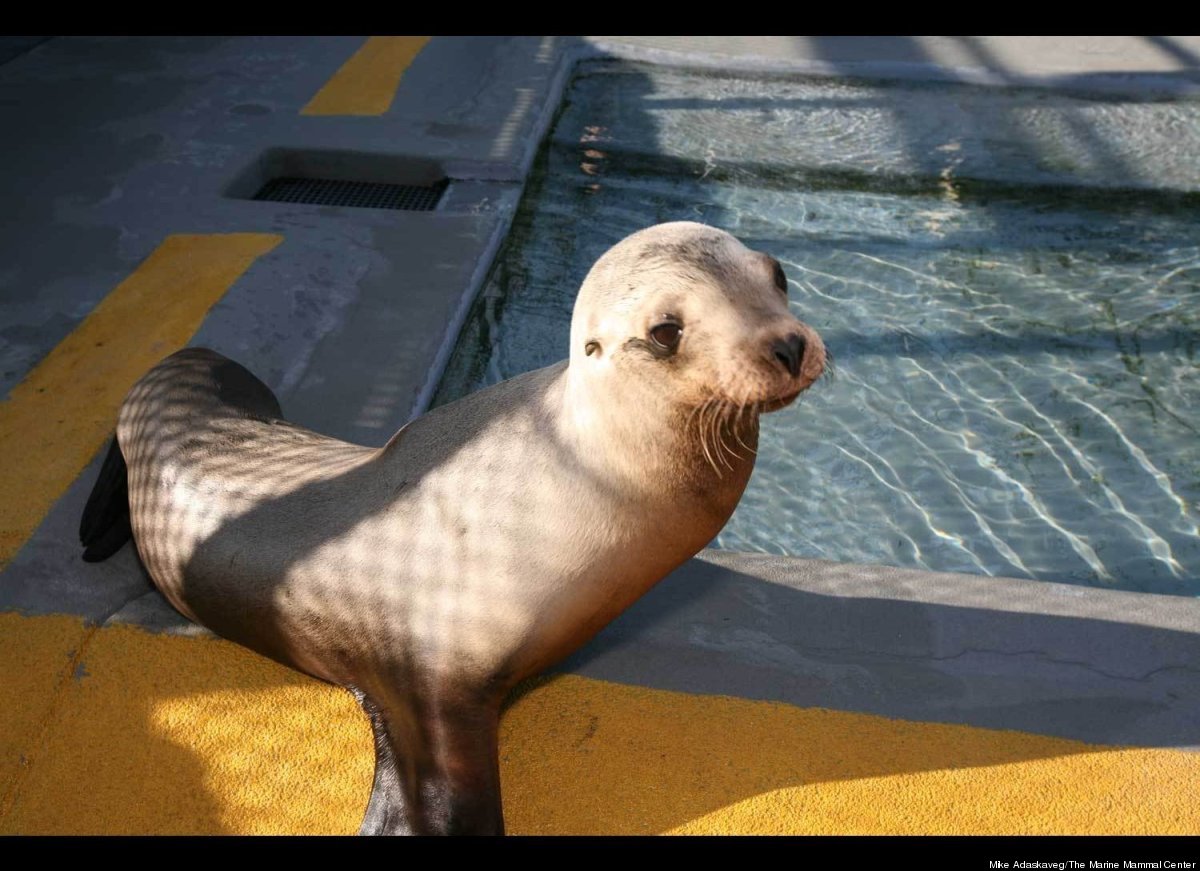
<box><xmin>253</xmin><ymin>177</ymin><xmax>447</xmax><ymax>211</ymax></box>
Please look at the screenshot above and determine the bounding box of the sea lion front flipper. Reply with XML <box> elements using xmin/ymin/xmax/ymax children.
<box><xmin>354</xmin><ymin>687</ymin><xmax>505</xmax><ymax>836</ymax></box>
<box><xmin>353</xmin><ymin>688</ymin><xmax>410</xmax><ymax>835</ymax></box>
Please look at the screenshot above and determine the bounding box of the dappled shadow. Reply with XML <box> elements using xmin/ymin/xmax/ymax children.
<box><xmin>799</xmin><ymin>35</ymin><xmax>1200</xmax><ymax>92</ymax></box>
<box><xmin>1142</xmin><ymin>36</ymin><xmax>1200</xmax><ymax>69</ymax></box>
<box><xmin>1</xmin><ymin>615</ymin><xmax>371</xmax><ymax>834</ymax></box>
<box><xmin>805</xmin><ymin>36</ymin><xmax>1134</xmax><ymax>194</ymax></box>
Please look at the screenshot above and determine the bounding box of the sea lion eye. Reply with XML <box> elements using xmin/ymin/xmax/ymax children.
<box><xmin>649</xmin><ymin>322</ymin><xmax>682</xmax><ymax>350</ymax></box>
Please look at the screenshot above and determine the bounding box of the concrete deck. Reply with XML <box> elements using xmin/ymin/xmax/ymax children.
<box><xmin>1</xmin><ymin>36</ymin><xmax>1198</xmax><ymax>836</ymax></box>
<box><xmin>593</xmin><ymin>36</ymin><xmax>1200</xmax><ymax>95</ymax></box>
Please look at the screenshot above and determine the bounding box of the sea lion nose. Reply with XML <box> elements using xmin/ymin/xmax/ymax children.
<box><xmin>771</xmin><ymin>333</ymin><xmax>805</xmax><ymax>377</ymax></box>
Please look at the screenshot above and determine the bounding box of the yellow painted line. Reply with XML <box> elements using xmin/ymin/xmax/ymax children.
<box><xmin>3</xmin><ymin>613</ymin><xmax>1196</xmax><ymax>834</ymax></box>
<box><xmin>300</xmin><ymin>36</ymin><xmax>430</xmax><ymax>116</ymax></box>
<box><xmin>0</xmin><ymin>234</ymin><xmax>283</xmax><ymax>570</ymax></box>
<box><xmin>507</xmin><ymin>677</ymin><xmax>1198</xmax><ymax>835</ymax></box>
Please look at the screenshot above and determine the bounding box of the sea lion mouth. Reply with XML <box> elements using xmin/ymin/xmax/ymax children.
<box><xmin>760</xmin><ymin>360</ymin><xmax>830</xmax><ymax>412</ymax></box>
<box><xmin>760</xmin><ymin>386</ymin><xmax>804</xmax><ymax>414</ymax></box>
<box><xmin>701</xmin><ymin>377</ymin><xmax>816</xmax><ymax>418</ymax></box>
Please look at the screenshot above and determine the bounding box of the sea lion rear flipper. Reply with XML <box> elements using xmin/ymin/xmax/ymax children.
<box><xmin>80</xmin><ymin>436</ymin><xmax>132</xmax><ymax>562</ymax></box>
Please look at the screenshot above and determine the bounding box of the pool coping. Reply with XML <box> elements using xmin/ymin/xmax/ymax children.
<box><xmin>586</xmin><ymin>36</ymin><xmax>1200</xmax><ymax>99</ymax></box>
<box><xmin>1</xmin><ymin>36</ymin><xmax>1197</xmax><ymax>757</ymax></box>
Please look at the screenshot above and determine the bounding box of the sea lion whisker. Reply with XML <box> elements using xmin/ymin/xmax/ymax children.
<box><xmin>715</xmin><ymin>399</ymin><xmax>746</xmax><ymax>465</ymax></box>
<box><xmin>709</xmin><ymin>401</ymin><xmax>733</xmax><ymax>472</ymax></box>
<box><xmin>708</xmin><ymin>399</ymin><xmax>728</xmax><ymax>475</ymax></box>
<box><xmin>713</xmin><ymin>409</ymin><xmax>732</xmax><ymax>469</ymax></box>
<box><xmin>683</xmin><ymin>398</ymin><xmax>710</xmax><ymax>468</ymax></box>
<box><xmin>686</xmin><ymin>396</ymin><xmax>710</xmax><ymax>445</ymax></box>
<box><xmin>822</xmin><ymin>347</ymin><xmax>837</xmax><ymax>383</ymax></box>
<box><xmin>731</xmin><ymin>389</ymin><xmax>757</xmax><ymax>457</ymax></box>
<box><xmin>715</xmin><ymin>400</ymin><xmax>737</xmax><ymax>470</ymax></box>
<box><xmin>690</xmin><ymin>397</ymin><xmax>719</xmax><ymax>476</ymax></box>
<box><xmin>702</xmin><ymin>399</ymin><xmax>726</xmax><ymax>476</ymax></box>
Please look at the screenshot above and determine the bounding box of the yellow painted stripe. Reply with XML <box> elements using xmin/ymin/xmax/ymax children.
<box><xmin>301</xmin><ymin>36</ymin><xmax>430</xmax><ymax>116</ymax></box>
<box><xmin>0</xmin><ymin>234</ymin><xmax>283</xmax><ymax>569</ymax></box>
<box><xmin>3</xmin><ymin>612</ymin><xmax>1196</xmax><ymax>834</ymax></box>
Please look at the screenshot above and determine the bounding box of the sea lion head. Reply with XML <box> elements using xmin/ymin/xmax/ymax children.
<box><xmin>569</xmin><ymin>221</ymin><xmax>826</xmax><ymax>418</ymax></box>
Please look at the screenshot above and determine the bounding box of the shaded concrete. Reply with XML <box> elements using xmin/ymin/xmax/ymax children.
<box><xmin>0</xmin><ymin>35</ymin><xmax>578</xmax><ymax>621</ymax></box>
<box><xmin>0</xmin><ymin>37</ymin><xmax>49</xmax><ymax>67</ymax></box>
<box><xmin>562</xmin><ymin>551</ymin><xmax>1200</xmax><ymax>749</ymax></box>
<box><xmin>0</xmin><ymin>36</ymin><xmax>574</xmax><ymax>404</ymax></box>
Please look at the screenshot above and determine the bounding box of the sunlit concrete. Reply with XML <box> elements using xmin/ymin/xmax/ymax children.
<box><xmin>590</xmin><ymin>36</ymin><xmax>1200</xmax><ymax>96</ymax></box>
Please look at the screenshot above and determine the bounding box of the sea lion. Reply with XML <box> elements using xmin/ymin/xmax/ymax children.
<box><xmin>79</xmin><ymin>221</ymin><xmax>826</xmax><ymax>835</ymax></box>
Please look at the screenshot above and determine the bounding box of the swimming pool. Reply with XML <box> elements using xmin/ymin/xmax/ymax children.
<box><xmin>433</xmin><ymin>61</ymin><xmax>1200</xmax><ymax>596</ymax></box>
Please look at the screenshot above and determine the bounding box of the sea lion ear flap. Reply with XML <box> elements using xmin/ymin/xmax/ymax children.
<box><xmin>771</xmin><ymin>257</ymin><xmax>788</xmax><ymax>295</ymax></box>
<box><xmin>584</xmin><ymin>340</ymin><xmax>601</xmax><ymax>357</ymax></box>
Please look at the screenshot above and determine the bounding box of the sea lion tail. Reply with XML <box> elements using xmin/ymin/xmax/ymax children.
<box><xmin>79</xmin><ymin>437</ymin><xmax>132</xmax><ymax>562</ymax></box>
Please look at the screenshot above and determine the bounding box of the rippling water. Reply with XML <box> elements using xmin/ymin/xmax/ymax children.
<box><xmin>434</xmin><ymin>62</ymin><xmax>1200</xmax><ymax>596</ymax></box>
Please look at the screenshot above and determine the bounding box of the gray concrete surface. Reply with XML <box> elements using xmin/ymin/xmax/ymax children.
<box><xmin>0</xmin><ymin>37</ymin><xmax>49</xmax><ymax>67</ymax></box>
<box><xmin>1</xmin><ymin>36</ymin><xmax>1197</xmax><ymax>751</ymax></box>
<box><xmin>0</xmin><ymin>36</ymin><xmax>580</xmax><ymax>624</ymax></box>
<box><xmin>591</xmin><ymin>36</ymin><xmax>1200</xmax><ymax>96</ymax></box>
<box><xmin>563</xmin><ymin>551</ymin><xmax>1200</xmax><ymax>749</ymax></box>
<box><xmin>0</xmin><ymin>36</ymin><xmax>572</xmax><ymax>412</ymax></box>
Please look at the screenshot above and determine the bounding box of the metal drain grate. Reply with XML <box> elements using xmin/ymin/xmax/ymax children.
<box><xmin>253</xmin><ymin>177</ymin><xmax>446</xmax><ymax>211</ymax></box>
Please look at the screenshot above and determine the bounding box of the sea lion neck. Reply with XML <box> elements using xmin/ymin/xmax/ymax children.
<box><xmin>560</xmin><ymin>360</ymin><xmax>757</xmax><ymax>509</ymax></box>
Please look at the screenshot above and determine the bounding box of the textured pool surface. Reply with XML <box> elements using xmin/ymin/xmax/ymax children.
<box><xmin>433</xmin><ymin>62</ymin><xmax>1200</xmax><ymax>596</ymax></box>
